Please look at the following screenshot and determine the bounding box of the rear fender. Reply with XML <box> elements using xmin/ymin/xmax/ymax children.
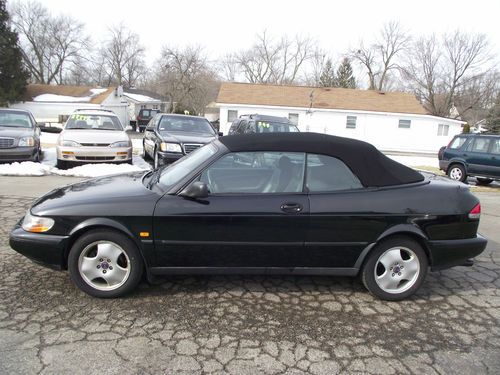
<box><xmin>353</xmin><ymin>224</ymin><xmax>432</xmax><ymax>271</ymax></box>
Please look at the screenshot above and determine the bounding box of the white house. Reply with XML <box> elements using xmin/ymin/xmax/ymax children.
<box><xmin>9</xmin><ymin>84</ymin><xmax>129</xmax><ymax>126</ymax></box>
<box><xmin>217</xmin><ymin>83</ymin><xmax>465</xmax><ymax>154</ymax></box>
<box><xmin>122</xmin><ymin>89</ymin><xmax>168</xmax><ymax>125</ymax></box>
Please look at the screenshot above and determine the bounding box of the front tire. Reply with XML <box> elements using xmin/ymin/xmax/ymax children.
<box><xmin>361</xmin><ymin>236</ymin><xmax>428</xmax><ymax>301</ymax></box>
<box><xmin>56</xmin><ymin>159</ymin><xmax>68</xmax><ymax>169</ymax></box>
<box><xmin>447</xmin><ymin>164</ymin><xmax>467</xmax><ymax>182</ymax></box>
<box><xmin>68</xmin><ymin>229</ymin><xmax>143</xmax><ymax>298</ymax></box>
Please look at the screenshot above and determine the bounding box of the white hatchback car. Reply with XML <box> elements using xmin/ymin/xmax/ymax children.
<box><xmin>57</xmin><ymin>110</ymin><xmax>132</xmax><ymax>169</ymax></box>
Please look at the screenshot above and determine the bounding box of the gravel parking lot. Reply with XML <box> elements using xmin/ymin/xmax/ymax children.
<box><xmin>0</xmin><ymin>177</ymin><xmax>499</xmax><ymax>374</ymax></box>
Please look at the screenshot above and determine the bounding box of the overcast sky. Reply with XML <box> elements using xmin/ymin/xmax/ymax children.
<box><xmin>16</xmin><ymin>0</ymin><xmax>500</xmax><ymax>65</ymax></box>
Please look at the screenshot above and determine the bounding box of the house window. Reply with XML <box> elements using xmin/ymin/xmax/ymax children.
<box><xmin>227</xmin><ymin>110</ymin><xmax>238</xmax><ymax>122</ymax></box>
<box><xmin>346</xmin><ymin>116</ymin><xmax>357</xmax><ymax>129</ymax></box>
<box><xmin>153</xmin><ymin>105</ymin><xmax>158</xmax><ymax>110</ymax></box>
<box><xmin>399</xmin><ymin>119</ymin><xmax>411</xmax><ymax>129</ymax></box>
<box><xmin>437</xmin><ymin>124</ymin><xmax>449</xmax><ymax>136</ymax></box>
<box><xmin>288</xmin><ymin>113</ymin><xmax>299</xmax><ymax>125</ymax></box>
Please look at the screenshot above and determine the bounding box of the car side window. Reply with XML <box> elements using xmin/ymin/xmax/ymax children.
<box><xmin>471</xmin><ymin>138</ymin><xmax>491</xmax><ymax>153</ymax></box>
<box><xmin>449</xmin><ymin>136</ymin><xmax>467</xmax><ymax>149</ymax></box>
<box><xmin>236</xmin><ymin>120</ymin><xmax>247</xmax><ymax>134</ymax></box>
<box><xmin>246</xmin><ymin>121</ymin><xmax>256</xmax><ymax>133</ymax></box>
<box><xmin>491</xmin><ymin>139</ymin><xmax>500</xmax><ymax>154</ymax></box>
<box><xmin>306</xmin><ymin>154</ymin><xmax>363</xmax><ymax>192</ymax></box>
<box><xmin>200</xmin><ymin>152</ymin><xmax>306</xmax><ymax>194</ymax></box>
<box><xmin>228</xmin><ymin>120</ymin><xmax>239</xmax><ymax>134</ymax></box>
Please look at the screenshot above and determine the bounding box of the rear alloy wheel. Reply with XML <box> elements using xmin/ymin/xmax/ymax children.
<box><xmin>68</xmin><ymin>229</ymin><xmax>143</xmax><ymax>298</ymax></box>
<box><xmin>476</xmin><ymin>177</ymin><xmax>493</xmax><ymax>185</ymax></box>
<box><xmin>361</xmin><ymin>236</ymin><xmax>428</xmax><ymax>301</ymax></box>
<box><xmin>448</xmin><ymin>164</ymin><xmax>467</xmax><ymax>182</ymax></box>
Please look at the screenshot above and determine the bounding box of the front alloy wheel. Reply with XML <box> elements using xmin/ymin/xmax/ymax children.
<box><xmin>361</xmin><ymin>236</ymin><xmax>428</xmax><ymax>300</ymax></box>
<box><xmin>68</xmin><ymin>229</ymin><xmax>143</xmax><ymax>298</ymax></box>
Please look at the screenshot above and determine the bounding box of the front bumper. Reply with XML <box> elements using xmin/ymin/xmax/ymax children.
<box><xmin>57</xmin><ymin>146</ymin><xmax>132</xmax><ymax>163</ymax></box>
<box><xmin>157</xmin><ymin>151</ymin><xmax>184</xmax><ymax>164</ymax></box>
<box><xmin>9</xmin><ymin>224</ymin><xmax>68</xmax><ymax>270</ymax></box>
<box><xmin>428</xmin><ymin>234</ymin><xmax>487</xmax><ymax>270</ymax></box>
<box><xmin>0</xmin><ymin>146</ymin><xmax>37</xmax><ymax>162</ymax></box>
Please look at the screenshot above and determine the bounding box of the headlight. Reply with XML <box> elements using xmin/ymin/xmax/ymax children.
<box><xmin>160</xmin><ymin>142</ymin><xmax>182</xmax><ymax>153</ymax></box>
<box><xmin>60</xmin><ymin>140</ymin><xmax>81</xmax><ymax>147</ymax></box>
<box><xmin>21</xmin><ymin>211</ymin><xmax>54</xmax><ymax>233</ymax></box>
<box><xmin>18</xmin><ymin>137</ymin><xmax>35</xmax><ymax>147</ymax></box>
<box><xmin>109</xmin><ymin>141</ymin><xmax>131</xmax><ymax>148</ymax></box>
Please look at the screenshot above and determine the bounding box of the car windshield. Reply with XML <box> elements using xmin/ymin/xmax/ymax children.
<box><xmin>158</xmin><ymin>116</ymin><xmax>215</xmax><ymax>135</ymax></box>
<box><xmin>158</xmin><ymin>143</ymin><xmax>218</xmax><ymax>189</ymax></box>
<box><xmin>0</xmin><ymin>111</ymin><xmax>32</xmax><ymax>128</ymax></box>
<box><xmin>65</xmin><ymin>114</ymin><xmax>123</xmax><ymax>131</ymax></box>
<box><xmin>255</xmin><ymin>121</ymin><xmax>298</xmax><ymax>133</ymax></box>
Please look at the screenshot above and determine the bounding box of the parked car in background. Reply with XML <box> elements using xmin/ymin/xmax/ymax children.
<box><xmin>0</xmin><ymin>108</ymin><xmax>42</xmax><ymax>162</ymax></box>
<box><xmin>10</xmin><ymin>133</ymin><xmax>486</xmax><ymax>300</ymax></box>
<box><xmin>228</xmin><ymin>114</ymin><xmax>299</xmax><ymax>135</ymax></box>
<box><xmin>143</xmin><ymin>113</ymin><xmax>221</xmax><ymax>168</ymax></box>
<box><xmin>136</xmin><ymin>109</ymin><xmax>160</xmax><ymax>132</ymax></box>
<box><xmin>56</xmin><ymin>109</ymin><xmax>132</xmax><ymax>169</ymax></box>
<box><xmin>438</xmin><ymin>133</ymin><xmax>500</xmax><ymax>184</ymax></box>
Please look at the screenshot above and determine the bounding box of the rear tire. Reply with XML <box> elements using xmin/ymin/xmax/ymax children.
<box><xmin>68</xmin><ymin>229</ymin><xmax>143</xmax><ymax>298</ymax></box>
<box><xmin>476</xmin><ymin>178</ymin><xmax>493</xmax><ymax>185</ymax></box>
<box><xmin>447</xmin><ymin>164</ymin><xmax>467</xmax><ymax>182</ymax></box>
<box><xmin>361</xmin><ymin>236</ymin><xmax>428</xmax><ymax>301</ymax></box>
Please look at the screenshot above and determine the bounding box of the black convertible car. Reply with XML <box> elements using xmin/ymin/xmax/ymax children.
<box><xmin>10</xmin><ymin>133</ymin><xmax>486</xmax><ymax>300</ymax></box>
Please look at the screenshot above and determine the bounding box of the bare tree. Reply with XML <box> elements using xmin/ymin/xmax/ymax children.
<box><xmin>100</xmin><ymin>24</ymin><xmax>146</xmax><ymax>88</ymax></box>
<box><xmin>350</xmin><ymin>21</ymin><xmax>410</xmax><ymax>90</ymax></box>
<box><xmin>229</xmin><ymin>30</ymin><xmax>316</xmax><ymax>85</ymax></box>
<box><xmin>10</xmin><ymin>0</ymin><xmax>89</xmax><ymax>84</ymax></box>
<box><xmin>154</xmin><ymin>45</ymin><xmax>218</xmax><ymax>114</ymax></box>
<box><xmin>401</xmin><ymin>30</ymin><xmax>492</xmax><ymax>119</ymax></box>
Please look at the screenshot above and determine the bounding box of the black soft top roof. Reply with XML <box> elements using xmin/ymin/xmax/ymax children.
<box><xmin>219</xmin><ymin>132</ymin><xmax>424</xmax><ymax>187</ymax></box>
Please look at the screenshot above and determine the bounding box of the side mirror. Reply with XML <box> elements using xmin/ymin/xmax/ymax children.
<box><xmin>180</xmin><ymin>181</ymin><xmax>209</xmax><ymax>199</ymax></box>
<box><xmin>218</xmin><ymin>132</ymin><xmax>223</xmax><ymax>137</ymax></box>
<box><xmin>145</xmin><ymin>127</ymin><xmax>153</xmax><ymax>132</ymax></box>
<box><xmin>125</xmin><ymin>125</ymin><xmax>132</xmax><ymax>132</ymax></box>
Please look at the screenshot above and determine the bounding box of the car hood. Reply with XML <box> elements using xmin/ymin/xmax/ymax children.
<box><xmin>59</xmin><ymin>129</ymin><xmax>130</xmax><ymax>144</ymax></box>
<box><xmin>0</xmin><ymin>127</ymin><xmax>34</xmax><ymax>138</ymax></box>
<box><xmin>160</xmin><ymin>131</ymin><xmax>216</xmax><ymax>144</ymax></box>
<box><xmin>31</xmin><ymin>171</ymin><xmax>158</xmax><ymax>217</ymax></box>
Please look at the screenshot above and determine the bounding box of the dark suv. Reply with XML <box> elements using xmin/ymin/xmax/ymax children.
<box><xmin>228</xmin><ymin>114</ymin><xmax>299</xmax><ymax>135</ymax></box>
<box><xmin>438</xmin><ymin>133</ymin><xmax>500</xmax><ymax>184</ymax></box>
<box><xmin>136</xmin><ymin>109</ymin><xmax>161</xmax><ymax>132</ymax></box>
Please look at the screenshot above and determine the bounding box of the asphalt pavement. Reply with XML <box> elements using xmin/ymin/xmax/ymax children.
<box><xmin>0</xmin><ymin>176</ymin><xmax>499</xmax><ymax>374</ymax></box>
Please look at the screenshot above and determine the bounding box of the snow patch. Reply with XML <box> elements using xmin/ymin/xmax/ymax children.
<box><xmin>0</xmin><ymin>147</ymin><xmax>151</xmax><ymax>177</ymax></box>
<box><xmin>123</xmin><ymin>93</ymin><xmax>161</xmax><ymax>103</ymax></box>
<box><xmin>33</xmin><ymin>88</ymin><xmax>108</xmax><ymax>103</ymax></box>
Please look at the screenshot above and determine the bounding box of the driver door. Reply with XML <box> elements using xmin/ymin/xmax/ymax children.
<box><xmin>153</xmin><ymin>151</ymin><xmax>309</xmax><ymax>269</ymax></box>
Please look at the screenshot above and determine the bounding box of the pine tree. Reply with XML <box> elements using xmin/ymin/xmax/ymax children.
<box><xmin>484</xmin><ymin>95</ymin><xmax>500</xmax><ymax>134</ymax></box>
<box><xmin>319</xmin><ymin>59</ymin><xmax>335</xmax><ymax>87</ymax></box>
<box><xmin>0</xmin><ymin>0</ymin><xmax>29</xmax><ymax>106</ymax></box>
<box><xmin>334</xmin><ymin>57</ymin><xmax>356</xmax><ymax>89</ymax></box>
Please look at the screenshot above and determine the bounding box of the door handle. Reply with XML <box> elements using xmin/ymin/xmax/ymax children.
<box><xmin>280</xmin><ymin>202</ymin><xmax>303</xmax><ymax>213</ymax></box>
<box><xmin>462</xmin><ymin>153</ymin><xmax>468</xmax><ymax>157</ymax></box>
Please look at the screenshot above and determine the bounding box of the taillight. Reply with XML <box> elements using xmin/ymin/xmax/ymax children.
<box><xmin>468</xmin><ymin>203</ymin><xmax>481</xmax><ymax>220</ymax></box>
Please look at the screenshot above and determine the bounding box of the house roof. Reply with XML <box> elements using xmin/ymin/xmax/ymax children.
<box><xmin>123</xmin><ymin>89</ymin><xmax>167</xmax><ymax>103</ymax></box>
<box><xmin>217</xmin><ymin>82</ymin><xmax>428</xmax><ymax>115</ymax></box>
<box><xmin>22</xmin><ymin>84</ymin><xmax>114</xmax><ymax>104</ymax></box>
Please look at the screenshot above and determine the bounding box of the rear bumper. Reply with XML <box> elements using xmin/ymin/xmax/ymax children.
<box><xmin>0</xmin><ymin>146</ymin><xmax>37</xmax><ymax>162</ymax></box>
<box><xmin>439</xmin><ymin>160</ymin><xmax>450</xmax><ymax>172</ymax></box>
<box><xmin>9</xmin><ymin>224</ymin><xmax>68</xmax><ymax>270</ymax></box>
<box><xmin>428</xmin><ymin>234</ymin><xmax>487</xmax><ymax>271</ymax></box>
